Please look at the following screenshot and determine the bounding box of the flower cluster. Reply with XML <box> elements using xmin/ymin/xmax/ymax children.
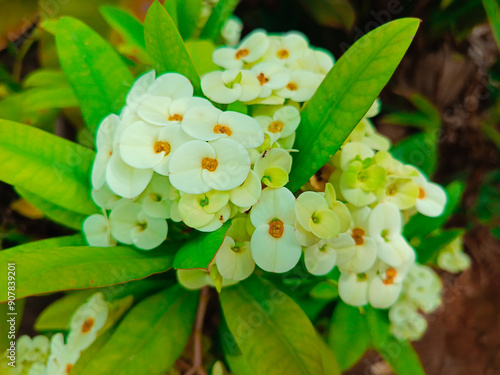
<box><xmin>437</xmin><ymin>234</ymin><xmax>471</xmax><ymax>273</ymax></box>
<box><xmin>201</xmin><ymin>30</ymin><xmax>334</xmax><ymax>105</ymax></box>
<box><xmin>388</xmin><ymin>263</ymin><xmax>442</xmax><ymax>340</ymax></box>
<box><xmin>0</xmin><ymin>293</ymin><xmax>108</xmax><ymax>375</ymax></box>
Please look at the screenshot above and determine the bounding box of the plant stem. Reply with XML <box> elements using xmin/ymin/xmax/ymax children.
<box><xmin>186</xmin><ymin>286</ymin><xmax>210</xmax><ymax>375</ymax></box>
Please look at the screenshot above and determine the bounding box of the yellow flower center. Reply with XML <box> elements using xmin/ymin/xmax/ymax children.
<box><xmin>213</xmin><ymin>124</ymin><xmax>233</xmax><ymax>136</ymax></box>
<box><xmin>66</xmin><ymin>364</ymin><xmax>73</xmax><ymax>374</ymax></box>
<box><xmin>286</xmin><ymin>82</ymin><xmax>298</xmax><ymax>91</ymax></box>
<box><xmin>235</xmin><ymin>48</ymin><xmax>250</xmax><ymax>60</ymax></box>
<box><xmin>201</xmin><ymin>157</ymin><xmax>218</xmax><ymax>172</ymax></box>
<box><xmin>268</xmin><ymin>218</ymin><xmax>285</xmax><ymax>238</ymax></box>
<box><xmin>257</xmin><ymin>72</ymin><xmax>269</xmax><ymax>85</ymax></box>
<box><xmin>277</xmin><ymin>49</ymin><xmax>290</xmax><ymax>59</ymax></box>
<box><xmin>268</xmin><ymin>121</ymin><xmax>284</xmax><ymax>133</ymax></box>
<box><xmin>168</xmin><ymin>113</ymin><xmax>183</xmax><ymax>122</ymax></box>
<box><xmin>351</xmin><ymin>228</ymin><xmax>365</xmax><ymax>245</ymax></box>
<box><xmin>418</xmin><ymin>187</ymin><xmax>425</xmax><ymax>199</ymax></box>
<box><xmin>81</xmin><ymin>317</ymin><xmax>95</xmax><ymax>333</ymax></box>
<box><xmin>382</xmin><ymin>267</ymin><xmax>397</xmax><ymax>285</ymax></box>
<box><xmin>154</xmin><ymin>141</ymin><xmax>171</xmax><ymax>155</ymax></box>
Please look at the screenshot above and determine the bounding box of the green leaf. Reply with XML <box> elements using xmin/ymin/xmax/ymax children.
<box><xmin>35</xmin><ymin>279</ymin><xmax>165</xmax><ymax>332</ymax></box>
<box><xmin>415</xmin><ymin>228</ymin><xmax>464</xmax><ymax>264</ymax></box>
<box><xmin>177</xmin><ymin>0</ymin><xmax>203</xmax><ymax>40</ymax></box>
<box><xmin>382</xmin><ymin>93</ymin><xmax>441</xmax><ymax>132</ymax></box>
<box><xmin>298</xmin><ymin>0</ymin><xmax>356</xmax><ymax>30</ymax></box>
<box><xmin>404</xmin><ymin>180</ymin><xmax>465</xmax><ymax>240</ymax></box>
<box><xmin>164</xmin><ymin>0</ymin><xmax>178</xmax><ymax>26</ymax></box>
<box><xmin>364</xmin><ymin>307</ymin><xmax>425</xmax><ymax>375</ymax></box>
<box><xmin>0</xmin><ymin>299</ymin><xmax>25</xmax><ymax>352</ymax></box>
<box><xmin>71</xmin><ymin>329</ymin><xmax>115</xmax><ymax>375</ymax></box>
<box><xmin>318</xmin><ymin>334</ymin><xmax>341</xmax><ymax>375</ymax></box>
<box><xmin>0</xmin><ymin>238</ymin><xmax>177</xmax><ymax>301</ymax></box>
<box><xmin>144</xmin><ymin>1</ymin><xmax>201</xmax><ymax>93</ymax></box>
<box><xmin>483</xmin><ymin>0</ymin><xmax>500</xmax><ymax>49</ymax></box>
<box><xmin>100</xmin><ymin>6</ymin><xmax>147</xmax><ymax>53</ymax></box>
<box><xmin>328</xmin><ymin>302</ymin><xmax>371</xmax><ymax>371</ymax></box>
<box><xmin>220</xmin><ymin>318</ymin><xmax>254</xmax><ymax>375</ymax></box>
<box><xmin>56</xmin><ymin>16</ymin><xmax>134</xmax><ymax>133</ymax></box>
<box><xmin>15</xmin><ymin>186</ymin><xmax>86</xmax><ymax>230</ymax></box>
<box><xmin>309</xmin><ymin>280</ymin><xmax>339</xmax><ymax>300</ymax></box>
<box><xmin>22</xmin><ymin>87</ymin><xmax>79</xmax><ymax>111</ymax></box>
<box><xmin>23</xmin><ymin>69</ymin><xmax>69</xmax><ymax>88</ymax></box>
<box><xmin>220</xmin><ymin>275</ymin><xmax>324</xmax><ymax>375</ymax></box>
<box><xmin>79</xmin><ymin>286</ymin><xmax>198</xmax><ymax>375</ymax></box>
<box><xmin>287</xmin><ymin>18</ymin><xmax>420</xmax><ymax>192</ymax></box>
<box><xmin>0</xmin><ymin>120</ymin><xmax>97</xmax><ymax>216</ymax></box>
<box><xmin>391</xmin><ymin>131</ymin><xmax>438</xmax><ymax>177</ymax></box>
<box><xmin>185</xmin><ymin>39</ymin><xmax>219</xmax><ymax>75</ymax></box>
<box><xmin>173</xmin><ymin>221</ymin><xmax>231</xmax><ymax>270</ymax></box>
<box><xmin>200</xmin><ymin>0</ymin><xmax>240</xmax><ymax>41</ymax></box>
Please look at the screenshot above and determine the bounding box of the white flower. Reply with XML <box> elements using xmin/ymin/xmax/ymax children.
<box><xmin>83</xmin><ymin>213</ymin><xmax>116</xmax><ymax>247</ymax></box>
<box><xmin>177</xmin><ymin>190</ymin><xmax>230</xmax><ymax>229</ymax></box>
<box><xmin>126</xmin><ymin>70</ymin><xmax>155</xmax><ymax>109</ymax></box>
<box><xmin>212</xmin><ymin>30</ymin><xmax>269</xmax><ymax>69</ymax></box>
<box><xmin>118</xmin><ymin>121</ymin><xmax>194</xmax><ymax>174</ymax></box>
<box><xmin>67</xmin><ymin>293</ymin><xmax>108</xmax><ymax>352</ymax></box>
<box><xmin>368</xmin><ymin>202</ymin><xmax>414</xmax><ymax>267</ymax></box>
<box><xmin>46</xmin><ymin>333</ymin><xmax>80</xmax><ymax>375</ymax></box>
<box><xmin>91</xmin><ymin>184</ymin><xmax>122</xmax><ymax>210</ymax></box>
<box><xmin>140</xmin><ymin>174</ymin><xmax>173</xmax><ymax>219</ymax></box>
<box><xmin>16</xmin><ymin>335</ymin><xmax>49</xmax><ymax>363</ymax></box>
<box><xmin>221</xmin><ymin>16</ymin><xmax>243</xmax><ymax>46</ymax></box>
<box><xmin>106</xmin><ymin>152</ymin><xmax>153</xmax><ymax>199</ymax></box>
<box><xmin>254</xmin><ymin>105</ymin><xmax>300</xmax><ymax>143</ymax></box>
<box><xmin>414</xmin><ymin>172</ymin><xmax>447</xmax><ymax>217</ymax></box>
<box><xmin>182</xmin><ymin>105</ymin><xmax>264</xmax><ymax>148</ymax></box>
<box><xmin>338</xmin><ymin>271</ymin><xmax>373</xmax><ymax>307</ymax></box>
<box><xmin>92</xmin><ymin>114</ymin><xmax>119</xmax><ymax>190</ymax></box>
<box><xmin>145</xmin><ymin>72</ymin><xmax>194</xmax><ymax>100</ymax></box>
<box><xmin>303</xmin><ymin>240</ymin><xmax>338</xmax><ymax>276</ymax></box>
<box><xmin>229</xmin><ymin>170</ymin><xmax>261</xmax><ymax>208</ymax></box>
<box><xmin>109</xmin><ymin>201</ymin><xmax>168</xmax><ymax>250</ymax></box>
<box><xmin>290</xmin><ymin>48</ymin><xmax>334</xmax><ymax>75</ymax></box>
<box><xmin>251</xmin><ymin>62</ymin><xmax>291</xmax><ymax>98</ymax></box>
<box><xmin>295</xmin><ymin>191</ymin><xmax>341</xmax><ymax>240</ymax></box>
<box><xmin>253</xmin><ymin>147</ymin><xmax>292</xmax><ymax>188</ymax></box>
<box><xmin>339</xmin><ymin>142</ymin><xmax>374</xmax><ymax>170</ymax></box>
<box><xmin>263</xmin><ymin>33</ymin><xmax>309</xmax><ymax>65</ymax></box>
<box><xmin>215</xmin><ymin>236</ymin><xmax>255</xmax><ymax>280</ymax></box>
<box><xmin>275</xmin><ymin>71</ymin><xmax>321</xmax><ymax>102</ymax></box>
<box><xmin>169</xmin><ymin>139</ymin><xmax>251</xmax><ymax>194</ymax></box>
<box><xmin>368</xmin><ymin>264</ymin><xmax>405</xmax><ymax>309</ymax></box>
<box><xmin>136</xmin><ymin>96</ymin><xmax>210</xmax><ymax>126</ymax></box>
<box><xmin>201</xmin><ymin>70</ymin><xmax>261</xmax><ymax>104</ymax></box>
<box><xmin>250</xmin><ymin>187</ymin><xmax>301</xmax><ymax>273</ymax></box>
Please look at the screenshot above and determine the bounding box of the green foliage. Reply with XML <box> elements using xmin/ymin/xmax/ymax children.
<box><xmin>185</xmin><ymin>39</ymin><xmax>220</xmax><ymax>75</ymax></box>
<box><xmin>383</xmin><ymin>93</ymin><xmax>441</xmax><ymax>132</ymax></box>
<box><xmin>56</xmin><ymin>16</ymin><xmax>134</xmax><ymax>134</ymax></box>
<box><xmin>287</xmin><ymin>18</ymin><xmax>420</xmax><ymax>192</ymax></box>
<box><xmin>404</xmin><ymin>180</ymin><xmax>465</xmax><ymax>240</ymax></box>
<box><xmin>0</xmin><ymin>120</ymin><xmax>97</xmax><ymax>216</ymax></box>
<box><xmin>77</xmin><ymin>286</ymin><xmax>198</xmax><ymax>375</ymax></box>
<box><xmin>0</xmin><ymin>236</ymin><xmax>177</xmax><ymax>301</ymax></box>
<box><xmin>220</xmin><ymin>275</ymin><xmax>327</xmax><ymax>375</ymax></box>
<box><xmin>144</xmin><ymin>1</ymin><xmax>201</xmax><ymax>94</ymax></box>
<box><xmin>177</xmin><ymin>0</ymin><xmax>204</xmax><ymax>39</ymax></box>
<box><xmin>483</xmin><ymin>0</ymin><xmax>500</xmax><ymax>49</ymax></box>
<box><xmin>200</xmin><ymin>0</ymin><xmax>240</xmax><ymax>41</ymax></box>
<box><xmin>220</xmin><ymin>318</ymin><xmax>254</xmax><ymax>375</ymax></box>
<box><xmin>415</xmin><ymin>228</ymin><xmax>464</xmax><ymax>264</ymax></box>
<box><xmin>23</xmin><ymin>69</ymin><xmax>69</xmax><ymax>88</ymax></box>
<box><xmin>391</xmin><ymin>132</ymin><xmax>438</xmax><ymax>177</ymax></box>
<box><xmin>173</xmin><ymin>221</ymin><xmax>231</xmax><ymax>269</ymax></box>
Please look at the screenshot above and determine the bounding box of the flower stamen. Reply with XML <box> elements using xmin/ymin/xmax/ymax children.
<box><xmin>268</xmin><ymin>218</ymin><xmax>285</xmax><ymax>238</ymax></box>
<box><xmin>154</xmin><ymin>141</ymin><xmax>171</xmax><ymax>155</ymax></box>
<box><xmin>201</xmin><ymin>157</ymin><xmax>218</xmax><ymax>172</ymax></box>
<box><xmin>213</xmin><ymin>124</ymin><xmax>233</xmax><ymax>136</ymax></box>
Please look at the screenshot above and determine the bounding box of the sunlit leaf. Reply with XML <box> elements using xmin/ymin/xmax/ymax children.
<box><xmin>78</xmin><ymin>286</ymin><xmax>198</xmax><ymax>375</ymax></box>
<box><xmin>0</xmin><ymin>120</ymin><xmax>97</xmax><ymax>215</ymax></box>
<box><xmin>177</xmin><ymin>0</ymin><xmax>203</xmax><ymax>39</ymax></box>
<box><xmin>56</xmin><ymin>16</ymin><xmax>133</xmax><ymax>134</ymax></box>
<box><xmin>288</xmin><ymin>18</ymin><xmax>420</xmax><ymax>192</ymax></box>
<box><xmin>220</xmin><ymin>275</ymin><xmax>325</xmax><ymax>375</ymax></box>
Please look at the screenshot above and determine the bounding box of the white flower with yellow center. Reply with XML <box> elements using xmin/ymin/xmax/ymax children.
<box><xmin>380</xmin><ymin>176</ymin><xmax>419</xmax><ymax>210</ymax></box>
<box><xmin>368</xmin><ymin>263</ymin><xmax>406</xmax><ymax>309</ymax></box>
<box><xmin>254</xmin><ymin>148</ymin><xmax>292</xmax><ymax>188</ymax></box>
<box><xmin>67</xmin><ymin>293</ymin><xmax>108</xmax><ymax>352</ymax></box>
<box><xmin>264</xmin><ymin>33</ymin><xmax>309</xmax><ymax>65</ymax></box>
<box><xmin>290</xmin><ymin>48</ymin><xmax>334</xmax><ymax>75</ymax></box>
<box><xmin>177</xmin><ymin>189</ymin><xmax>230</xmax><ymax>229</ymax></box>
<box><xmin>83</xmin><ymin>213</ymin><xmax>116</xmax><ymax>247</ymax></box>
<box><xmin>201</xmin><ymin>70</ymin><xmax>261</xmax><ymax>104</ymax></box>
<box><xmin>215</xmin><ymin>218</ymin><xmax>255</xmax><ymax>280</ymax></box>
<box><xmin>105</xmin><ymin>152</ymin><xmax>153</xmax><ymax>199</ymax></box>
<box><xmin>250</xmin><ymin>187</ymin><xmax>301</xmax><ymax>273</ymax></box>
<box><xmin>109</xmin><ymin>201</ymin><xmax>167</xmax><ymax>250</ymax></box>
<box><xmin>414</xmin><ymin>172</ymin><xmax>446</xmax><ymax>217</ymax></box>
<box><xmin>368</xmin><ymin>202</ymin><xmax>414</xmax><ymax>267</ymax></box>
<box><xmin>92</xmin><ymin>114</ymin><xmax>119</xmax><ymax>190</ymax></box>
<box><xmin>137</xmin><ymin>96</ymin><xmax>211</xmax><ymax>127</ymax></box>
<box><xmin>46</xmin><ymin>333</ymin><xmax>80</xmax><ymax>375</ymax></box>
<box><xmin>251</xmin><ymin>62</ymin><xmax>291</xmax><ymax>98</ymax></box>
<box><xmin>182</xmin><ymin>105</ymin><xmax>264</xmax><ymax>148</ymax></box>
<box><xmin>295</xmin><ymin>191</ymin><xmax>341</xmax><ymax>241</ymax></box>
<box><xmin>169</xmin><ymin>139</ymin><xmax>251</xmax><ymax>194</ymax></box>
<box><xmin>333</xmin><ymin>205</ymin><xmax>377</xmax><ymax>274</ymax></box>
<box><xmin>275</xmin><ymin>71</ymin><xmax>322</xmax><ymax>102</ymax></box>
<box><xmin>338</xmin><ymin>269</ymin><xmax>375</xmax><ymax>307</ymax></box>
<box><xmin>254</xmin><ymin>105</ymin><xmax>300</xmax><ymax>143</ymax></box>
<box><xmin>118</xmin><ymin>121</ymin><xmax>194</xmax><ymax>175</ymax></box>
<box><xmin>212</xmin><ymin>30</ymin><xmax>269</xmax><ymax>69</ymax></box>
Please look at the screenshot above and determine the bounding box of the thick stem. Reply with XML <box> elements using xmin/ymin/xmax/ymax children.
<box><xmin>185</xmin><ymin>286</ymin><xmax>210</xmax><ymax>375</ymax></box>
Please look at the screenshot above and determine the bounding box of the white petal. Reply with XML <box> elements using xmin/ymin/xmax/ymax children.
<box><xmin>83</xmin><ymin>214</ymin><xmax>115</xmax><ymax>247</ymax></box>
<box><xmin>416</xmin><ymin>182</ymin><xmax>446</xmax><ymax>217</ymax></box>
<box><xmin>251</xmin><ymin>224</ymin><xmax>301</xmax><ymax>273</ymax></box>
<box><xmin>106</xmin><ymin>153</ymin><xmax>153</xmax><ymax>199</ymax></box>
<box><xmin>147</xmin><ymin>73</ymin><xmax>193</xmax><ymax>99</ymax></box>
<box><xmin>338</xmin><ymin>272</ymin><xmax>369</xmax><ymax>306</ymax></box>
<box><xmin>213</xmin><ymin>48</ymin><xmax>243</xmax><ymax>70</ymax></box>
<box><xmin>273</xmin><ymin>105</ymin><xmax>300</xmax><ymax>138</ymax></box>
<box><xmin>218</xmin><ymin>111</ymin><xmax>265</xmax><ymax>148</ymax></box>
<box><xmin>327</xmin><ymin>233</ymin><xmax>355</xmax><ymax>265</ymax></box>
<box><xmin>304</xmin><ymin>243</ymin><xmax>337</xmax><ymax>276</ymax></box>
<box><xmin>295</xmin><ymin>191</ymin><xmax>328</xmax><ymax>230</ymax></box>
<box><xmin>340</xmin><ymin>142</ymin><xmax>374</xmax><ymax>170</ymax></box>
<box><xmin>197</xmin><ymin>204</ymin><xmax>231</xmax><ymax>232</ymax></box>
<box><xmin>91</xmin><ymin>150</ymin><xmax>112</xmax><ymax>190</ymax></box>
<box><xmin>230</xmin><ymin>170</ymin><xmax>261</xmax><ymax>207</ymax></box>
<box><xmin>96</xmin><ymin>114</ymin><xmax>119</xmax><ymax>151</ymax></box>
<box><xmin>109</xmin><ymin>201</ymin><xmax>142</xmax><ymax>244</ymax></box>
<box><xmin>250</xmin><ymin>187</ymin><xmax>296</xmax><ymax>227</ymax></box>
<box><xmin>126</xmin><ymin>70</ymin><xmax>155</xmax><ymax>109</ymax></box>
<box><xmin>182</xmin><ymin>104</ymin><xmax>223</xmax><ymax>141</ymax></box>
<box><xmin>338</xmin><ymin>237</ymin><xmax>378</xmax><ymax>273</ymax></box>
<box><xmin>202</xmin><ymin>138</ymin><xmax>250</xmax><ymax>191</ymax></box>
<box><xmin>201</xmin><ymin>71</ymin><xmax>242</xmax><ymax>104</ymax></box>
<box><xmin>168</xmin><ymin>140</ymin><xmax>215</xmax><ymax>194</ymax></box>
<box><xmin>153</xmin><ymin>125</ymin><xmax>195</xmax><ymax>175</ymax></box>
<box><xmin>368</xmin><ymin>277</ymin><xmax>402</xmax><ymax>309</ymax></box>
<box><xmin>368</xmin><ymin>202</ymin><xmax>402</xmax><ymax>236</ymax></box>
<box><xmin>177</xmin><ymin>269</ymin><xmax>211</xmax><ymax>290</ymax></box>
<box><xmin>240</xmin><ymin>31</ymin><xmax>270</xmax><ymax>62</ymax></box>
<box><xmin>178</xmin><ymin>193</ymin><xmax>215</xmax><ymax>228</ymax></box>
<box><xmin>238</xmin><ymin>70</ymin><xmax>262</xmax><ymax>102</ymax></box>
<box><xmin>137</xmin><ymin>95</ymin><xmax>173</xmax><ymax>126</ymax></box>
<box><xmin>216</xmin><ymin>237</ymin><xmax>255</xmax><ymax>280</ymax></box>
<box><xmin>131</xmin><ymin>213</ymin><xmax>168</xmax><ymax>250</ymax></box>
<box><xmin>119</xmin><ymin>121</ymin><xmax>163</xmax><ymax>169</ymax></box>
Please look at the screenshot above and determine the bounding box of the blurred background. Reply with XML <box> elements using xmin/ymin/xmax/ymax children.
<box><xmin>0</xmin><ymin>0</ymin><xmax>499</xmax><ymax>374</ymax></box>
